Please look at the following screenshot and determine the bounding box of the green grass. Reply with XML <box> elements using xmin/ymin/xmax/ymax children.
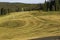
<box><xmin>0</xmin><ymin>11</ymin><xmax>60</xmax><ymax>40</ymax></box>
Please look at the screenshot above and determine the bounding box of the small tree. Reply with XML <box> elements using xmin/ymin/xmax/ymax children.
<box><xmin>15</xmin><ymin>6</ymin><xmax>20</xmax><ymax>12</ymax></box>
<box><xmin>1</xmin><ymin>8</ymin><xmax>4</xmax><ymax>15</ymax></box>
<box><xmin>1</xmin><ymin>8</ymin><xmax>7</xmax><ymax>15</ymax></box>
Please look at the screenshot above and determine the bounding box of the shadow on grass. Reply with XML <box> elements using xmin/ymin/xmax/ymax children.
<box><xmin>29</xmin><ymin>36</ymin><xmax>60</xmax><ymax>40</ymax></box>
<box><xmin>0</xmin><ymin>20</ymin><xmax>26</xmax><ymax>28</ymax></box>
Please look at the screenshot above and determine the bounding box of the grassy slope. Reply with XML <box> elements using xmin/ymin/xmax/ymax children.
<box><xmin>0</xmin><ymin>11</ymin><xmax>60</xmax><ymax>40</ymax></box>
<box><xmin>0</xmin><ymin>2</ymin><xmax>39</xmax><ymax>13</ymax></box>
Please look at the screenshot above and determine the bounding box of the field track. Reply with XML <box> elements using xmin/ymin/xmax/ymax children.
<box><xmin>0</xmin><ymin>11</ymin><xmax>60</xmax><ymax>40</ymax></box>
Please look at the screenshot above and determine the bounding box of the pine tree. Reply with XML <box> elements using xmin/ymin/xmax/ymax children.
<box><xmin>43</xmin><ymin>0</ymin><xmax>47</xmax><ymax>11</ymax></box>
<box><xmin>1</xmin><ymin>8</ymin><xmax>4</xmax><ymax>15</ymax></box>
<box><xmin>55</xmin><ymin>0</ymin><xmax>60</xmax><ymax>11</ymax></box>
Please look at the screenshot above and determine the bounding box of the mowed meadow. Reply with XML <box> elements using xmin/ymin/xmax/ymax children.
<box><xmin>0</xmin><ymin>11</ymin><xmax>60</xmax><ymax>40</ymax></box>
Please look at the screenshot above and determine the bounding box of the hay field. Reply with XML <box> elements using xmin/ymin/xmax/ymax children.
<box><xmin>0</xmin><ymin>11</ymin><xmax>60</xmax><ymax>40</ymax></box>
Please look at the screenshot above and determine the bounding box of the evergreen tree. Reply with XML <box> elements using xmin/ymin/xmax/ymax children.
<box><xmin>1</xmin><ymin>8</ymin><xmax>7</xmax><ymax>15</ymax></box>
<box><xmin>1</xmin><ymin>8</ymin><xmax>4</xmax><ymax>15</ymax></box>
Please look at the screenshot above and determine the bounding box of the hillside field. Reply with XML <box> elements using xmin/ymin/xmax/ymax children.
<box><xmin>0</xmin><ymin>11</ymin><xmax>60</xmax><ymax>40</ymax></box>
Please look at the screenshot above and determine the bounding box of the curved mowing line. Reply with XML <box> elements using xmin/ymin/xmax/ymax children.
<box><xmin>0</xmin><ymin>13</ymin><xmax>60</xmax><ymax>39</ymax></box>
<box><xmin>0</xmin><ymin>20</ymin><xmax>26</xmax><ymax>28</ymax></box>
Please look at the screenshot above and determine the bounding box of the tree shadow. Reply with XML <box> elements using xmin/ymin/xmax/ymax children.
<box><xmin>29</xmin><ymin>36</ymin><xmax>60</xmax><ymax>40</ymax></box>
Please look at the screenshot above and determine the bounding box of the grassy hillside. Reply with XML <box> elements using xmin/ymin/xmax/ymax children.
<box><xmin>0</xmin><ymin>2</ymin><xmax>39</xmax><ymax>13</ymax></box>
<box><xmin>0</xmin><ymin>11</ymin><xmax>60</xmax><ymax>40</ymax></box>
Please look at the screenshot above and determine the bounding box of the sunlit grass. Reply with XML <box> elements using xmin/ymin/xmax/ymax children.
<box><xmin>0</xmin><ymin>11</ymin><xmax>60</xmax><ymax>40</ymax></box>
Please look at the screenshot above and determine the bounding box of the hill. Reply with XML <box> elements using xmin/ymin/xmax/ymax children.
<box><xmin>0</xmin><ymin>11</ymin><xmax>60</xmax><ymax>40</ymax></box>
<box><xmin>0</xmin><ymin>2</ymin><xmax>40</xmax><ymax>13</ymax></box>
<box><xmin>0</xmin><ymin>2</ymin><xmax>41</xmax><ymax>15</ymax></box>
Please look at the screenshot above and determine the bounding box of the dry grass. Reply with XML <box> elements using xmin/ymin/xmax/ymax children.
<box><xmin>0</xmin><ymin>11</ymin><xmax>60</xmax><ymax>40</ymax></box>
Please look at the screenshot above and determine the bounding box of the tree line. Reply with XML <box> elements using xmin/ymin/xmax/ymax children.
<box><xmin>43</xmin><ymin>0</ymin><xmax>60</xmax><ymax>11</ymax></box>
<box><xmin>0</xmin><ymin>0</ymin><xmax>60</xmax><ymax>15</ymax></box>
